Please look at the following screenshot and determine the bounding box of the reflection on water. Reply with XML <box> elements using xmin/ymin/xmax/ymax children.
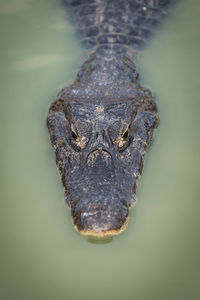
<box><xmin>0</xmin><ymin>0</ymin><xmax>199</xmax><ymax>300</ymax></box>
<box><xmin>87</xmin><ymin>238</ymin><xmax>113</xmax><ymax>245</ymax></box>
<box><xmin>11</xmin><ymin>55</ymin><xmax>65</xmax><ymax>71</ymax></box>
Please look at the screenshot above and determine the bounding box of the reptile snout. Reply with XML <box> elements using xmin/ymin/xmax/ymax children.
<box><xmin>71</xmin><ymin>194</ymin><xmax>129</xmax><ymax>238</ymax></box>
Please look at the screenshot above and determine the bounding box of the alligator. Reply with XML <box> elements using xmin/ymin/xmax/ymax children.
<box><xmin>47</xmin><ymin>0</ymin><xmax>171</xmax><ymax>237</ymax></box>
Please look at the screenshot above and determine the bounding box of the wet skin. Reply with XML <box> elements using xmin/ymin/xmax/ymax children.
<box><xmin>47</xmin><ymin>81</ymin><xmax>158</xmax><ymax>237</ymax></box>
<box><xmin>47</xmin><ymin>0</ymin><xmax>170</xmax><ymax>237</ymax></box>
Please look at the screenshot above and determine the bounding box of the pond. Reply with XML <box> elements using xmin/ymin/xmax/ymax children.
<box><xmin>0</xmin><ymin>0</ymin><xmax>199</xmax><ymax>299</ymax></box>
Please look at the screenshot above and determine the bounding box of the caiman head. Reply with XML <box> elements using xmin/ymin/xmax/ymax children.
<box><xmin>47</xmin><ymin>82</ymin><xmax>158</xmax><ymax>237</ymax></box>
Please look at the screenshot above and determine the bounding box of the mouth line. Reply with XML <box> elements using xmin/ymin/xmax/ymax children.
<box><xmin>73</xmin><ymin>216</ymin><xmax>129</xmax><ymax>238</ymax></box>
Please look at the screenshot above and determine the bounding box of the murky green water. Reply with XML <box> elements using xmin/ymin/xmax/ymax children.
<box><xmin>0</xmin><ymin>0</ymin><xmax>199</xmax><ymax>299</ymax></box>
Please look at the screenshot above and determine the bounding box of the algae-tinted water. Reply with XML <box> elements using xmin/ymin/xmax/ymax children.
<box><xmin>0</xmin><ymin>0</ymin><xmax>199</xmax><ymax>300</ymax></box>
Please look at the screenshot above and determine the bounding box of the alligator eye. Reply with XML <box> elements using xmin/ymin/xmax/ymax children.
<box><xmin>71</xmin><ymin>130</ymin><xmax>78</xmax><ymax>140</ymax></box>
<box><xmin>118</xmin><ymin>126</ymin><xmax>131</xmax><ymax>152</ymax></box>
<box><xmin>70</xmin><ymin>124</ymin><xmax>79</xmax><ymax>140</ymax></box>
<box><xmin>70</xmin><ymin>126</ymin><xmax>89</xmax><ymax>152</ymax></box>
<box><xmin>70</xmin><ymin>126</ymin><xmax>81</xmax><ymax>151</ymax></box>
<box><xmin>122</xmin><ymin>129</ymin><xmax>129</xmax><ymax>139</ymax></box>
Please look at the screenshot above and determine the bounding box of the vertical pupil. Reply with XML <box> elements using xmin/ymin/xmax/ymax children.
<box><xmin>123</xmin><ymin>130</ymin><xmax>128</xmax><ymax>139</ymax></box>
<box><xmin>72</xmin><ymin>131</ymin><xmax>77</xmax><ymax>139</ymax></box>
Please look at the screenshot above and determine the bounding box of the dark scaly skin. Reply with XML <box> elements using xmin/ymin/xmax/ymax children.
<box><xmin>47</xmin><ymin>0</ymin><xmax>170</xmax><ymax>237</ymax></box>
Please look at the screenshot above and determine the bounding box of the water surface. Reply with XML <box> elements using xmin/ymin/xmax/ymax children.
<box><xmin>0</xmin><ymin>0</ymin><xmax>199</xmax><ymax>299</ymax></box>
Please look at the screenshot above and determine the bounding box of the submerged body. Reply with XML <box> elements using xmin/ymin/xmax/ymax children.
<box><xmin>47</xmin><ymin>0</ymin><xmax>170</xmax><ymax>237</ymax></box>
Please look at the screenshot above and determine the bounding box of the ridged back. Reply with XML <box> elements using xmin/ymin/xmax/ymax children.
<box><xmin>63</xmin><ymin>0</ymin><xmax>171</xmax><ymax>51</ymax></box>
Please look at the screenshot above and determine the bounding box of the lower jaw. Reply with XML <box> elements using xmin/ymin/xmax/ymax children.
<box><xmin>73</xmin><ymin>216</ymin><xmax>129</xmax><ymax>238</ymax></box>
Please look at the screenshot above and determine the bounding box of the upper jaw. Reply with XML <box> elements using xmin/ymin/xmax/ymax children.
<box><xmin>71</xmin><ymin>190</ymin><xmax>130</xmax><ymax>238</ymax></box>
<box><xmin>67</xmin><ymin>148</ymin><xmax>137</xmax><ymax>237</ymax></box>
